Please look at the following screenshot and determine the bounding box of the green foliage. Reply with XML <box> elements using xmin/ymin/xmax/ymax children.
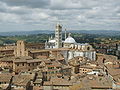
<box><xmin>0</xmin><ymin>33</ymin><xmax>119</xmax><ymax>45</ymax></box>
<box><xmin>0</xmin><ymin>34</ymin><xmax>50</xmax><ymax>44</ymax></box>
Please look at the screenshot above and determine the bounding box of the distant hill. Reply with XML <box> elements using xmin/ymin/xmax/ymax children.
<box><xmin>0</xmin><ymin>30</ymin><xmax>54</xmax><ymax>36</ymax></box>
<box><xmin>0</xmin><ymin>30</ymin><xmax>120</xmax><ymax>36</ymax></box>
<box><xmin>69</xmin><ymin>30</ymin><xmax>120</xmax><ymax>36</ymax></box>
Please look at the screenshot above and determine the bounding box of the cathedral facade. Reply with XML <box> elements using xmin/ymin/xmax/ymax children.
<box><xmin>45</xmin><ymin>24</ymin><xmax>96</xmax><ymax>61</ymax></box>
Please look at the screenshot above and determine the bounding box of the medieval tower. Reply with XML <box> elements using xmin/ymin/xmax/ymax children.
<box><xmin>55</xmin><ymin>23</ymin><xmax>62</xmax><ymax>48</ymax></box>
<box><xmin>16</xmin><ymin>40</ymin><xmax>26</xmax><ymax>57</ymax></box>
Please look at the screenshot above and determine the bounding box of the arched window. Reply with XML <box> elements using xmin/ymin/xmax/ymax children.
<box><xmin>87</xmin><ymin>47</ymin><xmax>90</xmax><ymax>50</ymax></box>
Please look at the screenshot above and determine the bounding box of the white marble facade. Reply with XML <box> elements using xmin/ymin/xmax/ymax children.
<box><xmin>45</xmin><ymin>24</ymin><xmax>96</xmax><ymax>61</ymax></box>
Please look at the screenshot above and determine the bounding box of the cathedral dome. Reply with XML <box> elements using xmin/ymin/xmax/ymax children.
<box><xmin>64</xmin><ymin>36</ymin><xmax>76</xmax><ymax>44</ymax></box>
<box><xmin>49</xmin><ymin>39</ymin><xmax>56</xmax><ymax>43</ymax></box>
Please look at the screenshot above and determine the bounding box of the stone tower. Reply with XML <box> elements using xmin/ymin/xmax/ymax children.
<box><xmin>16</xmin><ymin>40</ymin><xmax>26</xmax><ymax>57</ymax></box>
<box><xmin>55</xmin><ymin>23</ymin><xmax>62</xmax><ymax>48</ymax></box>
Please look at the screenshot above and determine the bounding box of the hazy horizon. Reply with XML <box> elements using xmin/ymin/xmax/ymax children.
<box><xmin>0</xmin><ymin>0</ymin><xmax>120</xmax><ymax>32</ymax></box>
<box><xmin>1</xmin><ymin>29</ymin><xmax>120</xmax><ymax>33</ymax></box>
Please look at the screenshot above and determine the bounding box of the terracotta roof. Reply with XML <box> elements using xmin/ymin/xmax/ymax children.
<box><xmin>80</xmin><ymin>64</ymin><xmax>102</xmax><ymax>70</ymax></box>
<box><xmin>0</xmin><ymin>49</ymin><xmax>14</xmax><ymax>52</ymax></box>
<box><xmin>69</xmin><ymin>56</ymin><xmax>88</xmax><ymax>67</ymax></box>
<box><xmin>30</xmin><ymin>50</ymin><xmax>49</xmax><ymax>53</ymax></box>
<box><xmin>30</xmin><ymin>48</ymin><xmax>70</xmax><ymax>53</ymax></box>
<box><xmin>44</xmin><ymin>77</ymin><xmax>72</xmax><ymax>86</ymax></box>
<box><xmin>12</xmin><ymin>74</ymin><xmax>35</xmax><ymax>86</ymax></box>
<box><xmin>15</xmin><ymin>56</ymin><xmax>33</xmax><ymax>60</ymax></box>
<box><xmin>27</xmin><ymin>59</ymin><xmax>42</xmax><ymax>63</ymax></box>
<box><xmin>0</xmin><ymin>57</ymin><xmax>14</xmax><ymax>62</ymax></box>
<box><xmin>33</xmin><ymin>79</ymin><xmax>42</xmax><ymax>84</ymax></box>
<box><xmin>43</xmin><ymin>60</ymin><xmax>52</xmax><ymax>64</ymax></box>
<box><xmin>81</xmin><ymin>75</ymin><xmax>112</xmax><ymax>89</ymax></box>
<box><xmin>33</xmin><ymin>86</ymin><xmax>43</xmax><ymax>90</ymax></box>
<box><xmin>13</xmin><ymin>58</ymin><xmax>42</xmax><ymax>63</ymax></box>
<box><xmin>105</xmin><ymin>64</ymin><xmax>120</xmax><ymax>82</ymax></box>
<box><xmin>0</xmin><ymin>73</ymin><xmax>12</xmax><ymax>83</ymax></box>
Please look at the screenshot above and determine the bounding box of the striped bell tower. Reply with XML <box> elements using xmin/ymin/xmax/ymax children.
<box><xmin>55</xmin><ymin>23</ymin><xmax>62</xmax><ymax>48</ymax></box>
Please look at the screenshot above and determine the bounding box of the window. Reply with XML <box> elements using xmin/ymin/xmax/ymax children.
<box><xmin>40</xmin><ymin>53</ymin><xmax>43</xmax><ymax>55</ymax></box>
<box><xmin>20</xmin><ymin>51</ymin><xmax>22</xmax><ymax>55</ymax></box>
<box><xmin>17</xmin><ymin>64</ymin><xmax>19</xmax><ymax>66</ymax></box>
<box><xmin>34</xmin><ymin>63</ymin><xmax>36</xmax><ymax>65</ymax></box>
<box><xmin>87</xmin><ymin>47</ymin><xmax>90</xmax><ymax>50</ymax></box>
<box><xmin>22</xmin><ymin>63</ymin><xmax>24</xmax><ymax>66</ymax></box>
<box><xmin>28</xmin><ymin>63</ymin><xmax>30</xmax><ymax>66</ymax></box>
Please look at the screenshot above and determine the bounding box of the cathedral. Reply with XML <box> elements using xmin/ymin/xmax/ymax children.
<box><xmin>45</xmin><ymin>24</ymin><xmax>96</xmax><ymax>61</ymax></box>
<box><xmin>45</xmin><ymin>23</ymin><xmax>63</xmax><ymax>49</ymax></box>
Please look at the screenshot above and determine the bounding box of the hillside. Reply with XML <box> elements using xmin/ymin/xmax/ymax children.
<box><xmin>0</xmin><ymin>30</ymin><xmax>120</xmax><ymax>36</ymax></box>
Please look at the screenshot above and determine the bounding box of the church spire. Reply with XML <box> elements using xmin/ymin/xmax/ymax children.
<box><xmin>68</xmin><ymin>33</ymin><xmax>71</xmax><ymax>37</ymax></box>
<box><xmin>49</xmin><ymin>36</ymin><xmax>51</xmax><ymax>41</ymax></box>
<box><xmin>65</xmin><ymin>29</ymin><xmax>67</xmax><ymax>40</ymax></box>
<box><xmin>51</xmin><ymin>35</ymin><xmax>53</xmax><ymax>39</ymax></box>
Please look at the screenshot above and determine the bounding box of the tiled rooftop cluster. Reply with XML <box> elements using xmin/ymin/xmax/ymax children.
<box><xmin>0</xmin><ymin>40</ymin><xmax>120</xmax><ymax>90</ymax></box>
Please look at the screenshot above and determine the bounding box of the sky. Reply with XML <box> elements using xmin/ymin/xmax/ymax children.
<box><xmin>0</xmin><ymin>0</ymin><xmax>120</xmax><ymax>32</ymax></box>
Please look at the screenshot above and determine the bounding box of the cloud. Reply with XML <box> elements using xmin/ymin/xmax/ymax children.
<box><xmin>0</xmin><ymin>0</ymin><xmax>120</xmax><ymax>31</ymax></box>
<box><xmin>50</xmin><ymin>0</ymin><xmax>94</xmax><ymax>10</ymax></box>
<box><xmin>2</xmin><ymin>0</ymin><xmax>50</xmax><ymax>8</ymax></box>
